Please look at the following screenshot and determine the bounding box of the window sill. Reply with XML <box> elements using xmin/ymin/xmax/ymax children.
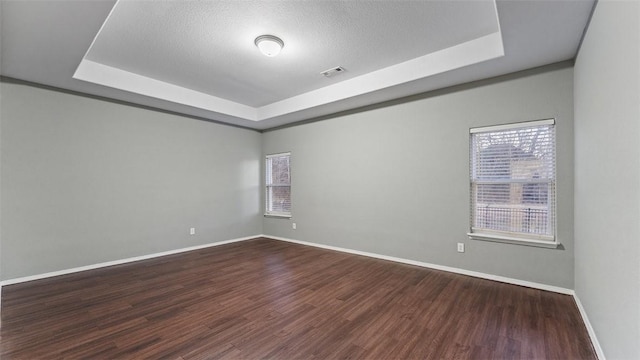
<box><xmin>467</xmin><ymin>232</ymin><xmax>560</xmax><ymax>249</ymax></box>
<box><xmin>264</xmin><ymin>213</ymin><xmax>292</xmax><ymax>219</ymax></box>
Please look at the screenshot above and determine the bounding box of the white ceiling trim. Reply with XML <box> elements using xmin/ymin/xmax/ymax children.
<box><xmin>258</xmin><ymin>31</ymin><xmax>504</xmax><ymax>120</ymax></box>
<box><xmin>2</xmin><ymin>0</ymin><xmax>595</xmax><ymax>129</ymax></box>
<box><xmin>73</xmin><ymin>59</ymin><xmax>259</xmax><ymax>121</ymax></box>
<box><xmin>74</xmin><ymin>31</ymin><xmax>503</xmax><ymax>123</ymax></box>
<box><xmin>72</xmin><ymin>0</ymin><xmax>504</xmax><ymax>123</ymax></box>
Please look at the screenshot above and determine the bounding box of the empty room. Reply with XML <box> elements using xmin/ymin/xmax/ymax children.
<box><xmin>0</xmin><ymin>0</ymin><xmax>638</xmax><ymax>359</ymax></box>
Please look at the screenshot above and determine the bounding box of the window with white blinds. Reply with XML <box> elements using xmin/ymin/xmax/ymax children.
<box><xmin>469</xmin><ymin>119</ymin><xmax>556</xmax><ymax>245</ymax></box>
<box><xmin>265</xmin><ymin>152</ymin><xmax>291</xmax><ymax>217</ymax></box>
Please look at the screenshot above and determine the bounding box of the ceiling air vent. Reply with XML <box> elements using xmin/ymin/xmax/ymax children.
<box><xmin>320</xmin><ymin>66</ymin><xmax>345</xmax><ymax>78</ymax></box>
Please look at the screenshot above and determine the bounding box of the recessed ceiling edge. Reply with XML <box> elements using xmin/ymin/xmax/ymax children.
<box><xmin>72</xmin><ymin>0</ymin><xmax>504</xmax><ymax>124</ymax></box>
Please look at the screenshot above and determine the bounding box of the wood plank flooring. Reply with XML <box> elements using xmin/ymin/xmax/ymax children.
<box><xmin>1</xmin><ymin>237</ymin><xmax>596</xmax><ymax>359</ymax></box>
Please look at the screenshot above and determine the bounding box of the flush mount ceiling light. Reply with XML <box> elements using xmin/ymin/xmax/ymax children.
<box><xmin>255</xmin><ymin>35</ymin><xmax>284</xmax><ymax>57</ymax></box>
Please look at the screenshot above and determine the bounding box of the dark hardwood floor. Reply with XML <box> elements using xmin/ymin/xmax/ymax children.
<box><xmin>1</xmin><ymin>237</ymin><xmax>596</xmax><ymax>359</ymax></box>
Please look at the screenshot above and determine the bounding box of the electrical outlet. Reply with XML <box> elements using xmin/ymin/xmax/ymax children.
<box><xmin>292</xmin><ymin>223</ymin><xmax>297</xmax><ymax>230</ymax></box>
<box><xmin>457</xmin><ymin>243</ymin><xmax>465</xmax><ymax>253</ymax></box>
<box><xmin>190</xmin><ymin>227</ymin><xmax>196</xmax><ymax>235</ymax></box>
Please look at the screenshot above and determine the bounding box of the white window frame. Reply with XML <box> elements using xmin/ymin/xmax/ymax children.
<box><xmin>468</xmin><ymin>119</ymin><xmax>559</xmax><ymax>248</ymax></box>
<box><xmin>265</xmin><ymin>152</ymin><xmax>291</xmax><ymax>218</ymax></box>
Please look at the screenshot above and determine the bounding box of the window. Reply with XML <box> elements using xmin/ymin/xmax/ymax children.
<box><xmin>265</xmin><ymin>152</ymin><xmax>291</xmax><ymax>217</ymax></box>
<box><xmin>469</xmin><ymin>119</ymin><xmax>557</xmax><ymax>247</ymax></box>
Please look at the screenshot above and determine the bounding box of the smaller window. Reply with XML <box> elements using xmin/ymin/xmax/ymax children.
<box><xmin>265</xmin><ymin>152</ymin><xmax>291</xmax><ymax>217</ymax></box>
<box><xmin>469</xmin><ymin>119</ymin><xmax>557</xmax><ymax>247</ymax></box>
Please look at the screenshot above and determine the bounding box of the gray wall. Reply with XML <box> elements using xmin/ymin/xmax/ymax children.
<box><xmin>0</xmin><ymin>81</ymin><xmax>263</xmax><ymax>280</ymax></box>
<box><xmin>263</xmin><ymin>64</ymin><xmax>575</xmax><ymax>289</ymax></box>
<box><xmin>0</xmin><ymin>4</ymin><xmax>3</xmax><ymax>286</ymax></box>
<box><xmin>574</xmin><ymin>1</ymin><xmax>640</xmax><ymax>359</ymax></box>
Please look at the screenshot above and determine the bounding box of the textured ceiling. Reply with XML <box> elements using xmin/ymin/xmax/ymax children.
<box><xmin>86</xmin><ymin>0</ymin><xmax>499</xmax><ymax>107</ymax></box>
<box><xmin>0</xmin><ymin>0</ymin><xmax>596</xmax><ymax>130</ymax></box>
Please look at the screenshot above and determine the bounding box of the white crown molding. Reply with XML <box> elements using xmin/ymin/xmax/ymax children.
<box><xmin>74</xmin><ymin>28</ymin><xmax>503</xmax><ymax>123</ymax></box>
<box><xmin>257</xmin><ymin>31</ymin><xmax>504</xmax><ymax>120</ymax></box>
<box><xmin>73</xmin><ymin>60</ymin><xmax>259</xmax><ymax>121</ymax></box>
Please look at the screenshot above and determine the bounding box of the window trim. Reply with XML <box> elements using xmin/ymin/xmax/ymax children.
<box><xmin>467</xmin><ymin>232</ymin><xmax>560</xmax><ymax>248</ymax></box>
<box><xmin>468</xmin><ymin>119</ymin><xmax>559</xmax><ymax>248</ymax></box>
<box><xmin>469</xmin><ymin>119</ymin><xmax>555</xmax><ymax>134</ymax></box>
<box><xmin>264</xmin><ymin>152</ymin><xmax>292</xmax><ymax>218</ymax></box>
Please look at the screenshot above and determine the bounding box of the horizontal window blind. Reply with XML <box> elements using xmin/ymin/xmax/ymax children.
<box><xmin>265</xmin><ymin>152</ymin><xmax>291</xmax><ymax>216</ymax></box>
<box><xmin>470</xmin><ymin>120</ymin><xmax>556</xmax><ymax>241</ymax></box>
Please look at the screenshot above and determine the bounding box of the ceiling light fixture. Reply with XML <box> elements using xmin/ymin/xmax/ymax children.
<box><xmin>255</xmin><ymin>35</ymin><xmax>284</xmax><ymax>57</ymax></box>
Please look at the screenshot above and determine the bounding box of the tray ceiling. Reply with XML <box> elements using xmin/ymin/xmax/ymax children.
<box><xmin>1</xmin><ymin>0</ymin><xmax>595</xmax><ymax>130</ymax></box>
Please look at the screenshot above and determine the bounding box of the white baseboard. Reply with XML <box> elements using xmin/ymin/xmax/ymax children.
<box><xmin>0</xmin><ymin>235</ymin><xmax>262</xmax><ymax>287</ymax></box>
<box><xmin>263</xmin><ymin>235</ymin><xmax>610</xmax><ymax>358</ymax></box>
<box><xmin>573</xmin><ymin>293</ymin><xmax>606</xmax><ymax>360</ymax></box>
<box><xmin>263</xmin><ymin>235</ymin><xmax>573</xmax><ymax>294</ymax></box>
<box><xmin>0</xmin><ymin>233</ymin><xmax>603</xmax><ymax>359</ymax></box>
